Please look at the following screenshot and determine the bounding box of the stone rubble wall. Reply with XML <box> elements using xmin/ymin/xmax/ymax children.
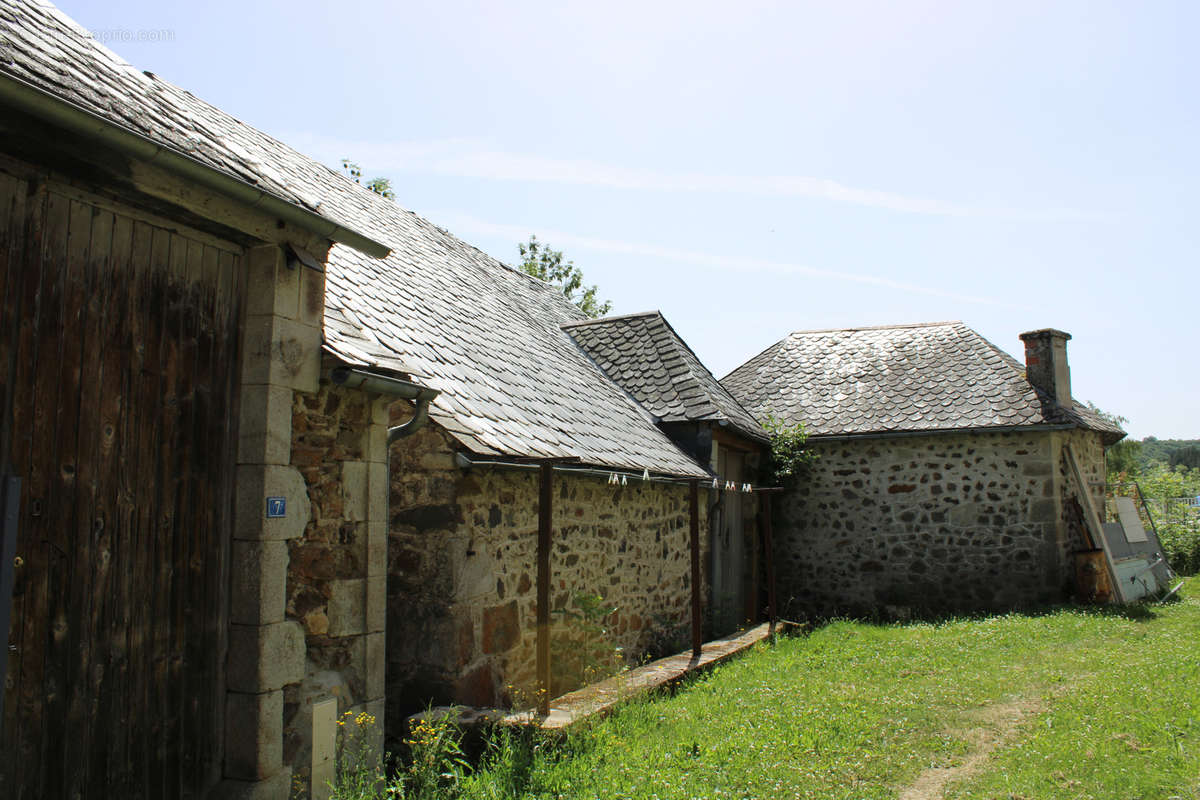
<box><xmin>282</xmin><ymin>377</ymin><xmax>391</xmax><ymax>793</ymax></box>
<box><xmin>386</xmin><ymin>416</ymin><xmax>709</xmax><ymax>732</ymax></box>
<box><xmin>774</xmin><ymin>429</ymin><xmax>1105</xmax><ymax>616</ymax></box>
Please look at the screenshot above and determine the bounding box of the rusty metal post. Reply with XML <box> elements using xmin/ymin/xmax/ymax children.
<box><xmin>763</xmin><ymin>492</ymin><xmax>777</xmax><ymax>635</ymax></box>
<box><xmin>537</xmin><ymin>462</ymin><xmax>553</xmax><ymax>716</ymax></box>
<box><xmin>690</xmin><ymin>479</ymin><xmax>701</xmax><ymax>659</ymax></box>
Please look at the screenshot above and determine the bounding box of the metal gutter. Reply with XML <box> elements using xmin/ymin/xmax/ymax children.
<box><xmin>0</xmin><ymin>70</ymin><xmax>391</xmax><ymax>259</ymax></box>
<box><xmin>329</xmin><ymin>366</ymin><xmax>439</xmax><ymax>441</ymax></box>
<box><xmin>452</xmin><ymin>452</ymin><xmax>719</xmax><ymax>487</ymax></box>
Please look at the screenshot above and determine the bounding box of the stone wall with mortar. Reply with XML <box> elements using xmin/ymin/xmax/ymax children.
<box><xmin>774</xmin><ymin>429</ymin><xmax>1106</xmax><ymax>617</ymax></box>
<box><xmin>385</xmin><ymin>416</ymin><xmax>709</xmax><ymax>731</ymax></box>
<box><xmin>281</xmin><ymin>376</ymin><xmax>391</xmax><ymax>798</ymax></box>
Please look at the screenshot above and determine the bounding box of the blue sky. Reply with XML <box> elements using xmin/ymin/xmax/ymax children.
<box><xmin>63</xmin><ymin>0</ymin><xmax>1197</xmax><ymax>438</ymax></box>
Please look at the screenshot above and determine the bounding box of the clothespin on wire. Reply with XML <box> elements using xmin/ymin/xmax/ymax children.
<box><xmin>642</xmin><ymin>468</ymin><xmax>650</xmax><ymax>482</ymax></box>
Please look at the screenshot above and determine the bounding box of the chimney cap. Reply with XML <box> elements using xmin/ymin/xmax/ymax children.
<box><xmin>1019</xmin><ymin>328</ymin><xmax>1072</xmax><ymax>342</ymax></box>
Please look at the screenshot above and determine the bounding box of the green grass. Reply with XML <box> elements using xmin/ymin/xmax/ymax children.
<box><xmin>450</xmin><ymin>581</ymin><xmax>1200</xmax><ymax>800</ymax></box>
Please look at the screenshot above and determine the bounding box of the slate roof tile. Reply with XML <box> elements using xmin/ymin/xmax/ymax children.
<box><xmin>565</xmin><ymin>312</ymin><xmax>768</xmax><ymax>444</ymax></box>
<box><xmin>1</xmin><ymin>0</ymin><xmax>708</xmax><ymax>478</ymax></box>
<box><xmin>721</xmin><ymin>321</ymin><xmax>1124</xmax><ymax>444</ymax></box>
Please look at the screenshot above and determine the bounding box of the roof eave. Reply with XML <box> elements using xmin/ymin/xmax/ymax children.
<box><xmin>806</xmin><ymin>422</ymin><xmax>1081</xmax><ymax>443</ymax></box>
<box><xmin>0</xmin><ymin>69</ymin><xmax>391</xmax><ymax>259</ymax></box>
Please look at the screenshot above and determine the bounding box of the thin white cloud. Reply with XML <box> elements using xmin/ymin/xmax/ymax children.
<box><xmin>286</xmin><ymin>132</ymin><xmax>1095</xmax><ymax>221</ymax></box>
<box><xmin>428</xmin><ymin>210</ymin><xmax>1032</xmax><ymax>310</ymax></box>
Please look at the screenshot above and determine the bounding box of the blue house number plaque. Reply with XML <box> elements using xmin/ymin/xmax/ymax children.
<box><xmin>266</xmin><ymin>497</ymin><xmax>286</xmax><ymax>518</ymax></box>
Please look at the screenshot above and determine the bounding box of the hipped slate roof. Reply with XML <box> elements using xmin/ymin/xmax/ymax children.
<box><xmin>722</xmin><ymin>321</ymin><xmax>1125</xmax><ymax>444</ymax></box>
<box><xmin>0</xmin><ymin>0</ymin><xmax>709</xmax><ymax>478</ymax></box>
<box><xmin>564</xmin><ymin>312</ymin><xmax>768</xmax><ymax>444</ymax></box>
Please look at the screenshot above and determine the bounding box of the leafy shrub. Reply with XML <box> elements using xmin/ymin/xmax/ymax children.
<box><xmin>1110</xmin><ymin>464</ymin><xmax>1200</xmax><ymax>576</ymax></box>
<box><xmin>763</xmin><ymin>414</ymin><xmax>816</xmax><ymax>485</ymax></box>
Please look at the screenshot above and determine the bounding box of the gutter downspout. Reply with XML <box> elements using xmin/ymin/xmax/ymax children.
<box><xmin>329</xmin><ymin>367</ymin><xmax>439</xmax><ymax>441</ymax></box>
<box><xmin>0</xmin><ymin>71</ymin><xmax>391</xmax><ymax>259</ymax></box>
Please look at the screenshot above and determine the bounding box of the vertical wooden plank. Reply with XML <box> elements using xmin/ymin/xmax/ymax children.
<box><xmin>136</xmin><ymin>224</ymin><xmax>172</xmax><ymax>800</ymax></box>
<box><xmin>0</xmin><ymin>171</ymin><xmax>28</xmax><ymax>797</ymax></box>
<box><xmin>0</xmin><ymin>173</ymin><xmax>24</xmax><ymax>464</ymax></box>
<box><xmin>690</xmin><ymin>480</ymin><xmax>701</xmax><ymax>659</ymax></box>
<box><xmin>207</xmin><ymin>248</ymin><xmax>241</xmax><ymax>787</ymax></box>
<box><xmin>43</xmin><ymin>197</ymin><xmax>92</xmax><ymax>800</ymax></box>
<box><xmin>7</xmin><ymin>184</ymin><xmax>46</xmax><ymax>800</ymax></box>
<box><xmin>66</xmin><ymin>206</ymin><xmax>113</xmax><ymax>797</ymax></box>
<box><xmin>537</xmin><ymin>462</ymin><xmax>552</xmax><ymax>717</ymax></box>
<box><xmin>181</xmin><ymin>243</ymin><xmax>218</xmax><ymax>794</ymax></box>
<box><xmin>90</xmin><ymin>211</ymin><xmax>133</xmax><ymax>798</ymax></box>
<box><xmin>120</xmin><ymin>219</ymin><xmax>157</xmax><ymax>800</ymax></box>
<box><xmin>22</xmin><ymin>188</ymin><xmax>70</xmax><ymax>800</ymax></box>
<box><xmin>169</xmin><ymin>237</ymin><xmax>202</xmax><ymax>797</ymax></box>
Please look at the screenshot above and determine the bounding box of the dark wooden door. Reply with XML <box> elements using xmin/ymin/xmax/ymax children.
<box><xmin>0</xmin><ymin>174</ymin><xmax>243</xmax><ymax>799</ymax></box>
<box><xmin>711</xmin><ymin>448</ymin><xmax>745</xmax><ymax>634</ymax></box>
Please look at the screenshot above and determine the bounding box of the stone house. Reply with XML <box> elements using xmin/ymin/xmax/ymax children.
<box><xmin>0</xmin><ymin>3</ymin><xmax>760</xmax><ymax>798</ymax></box>
<box><xmin>563</xmin><ymin>311</ymin><xmax>771</xmax><ymax>633</ymax></box>
<box><xmin>723</xmin><ymin>322</ymin><xmax>1125</xmax><ymax>616</ymax></box>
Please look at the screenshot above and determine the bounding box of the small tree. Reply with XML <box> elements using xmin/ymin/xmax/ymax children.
<box><xmin>518</xmin><ymin>235</ymin><xmax>611</xmax><ymax>318</ymax></box>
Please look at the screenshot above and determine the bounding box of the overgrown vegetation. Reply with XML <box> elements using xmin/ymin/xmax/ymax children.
<box><xmin>1090</xmin><ymin>404</ymin><xmax>1200</xmax><ymax>574</ymax></box>
<box><xmin>327</xmin><ymin>582</ymin><xmax>1200</xmax><ymax>799</ymax></box>
<box><xmin>340</xmin><ymin>159</ymin><xmax>395</xmax><ymax>200</ymax></box>
<box><xmin>763</xmin><ymin>413</ymin><xmax>817</xmax><ymax>484</ymax></box>
<box><xmin>1111</xmin><ymin>463</ymin><xmax>1200</xmax><ymax>576</ymax></box>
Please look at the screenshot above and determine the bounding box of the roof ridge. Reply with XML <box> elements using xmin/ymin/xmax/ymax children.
<box><xmin>560</xmin><ymin>310</ymin><xmax>662</xmax><ymax>329</ymax></box>
<box><xmin>788</xmin><ymin>320</ymin><xmax>962</xmax><ymax>336</ymax></box>
<box><xmin>719</xmin><ymin>333</ymin><xmax>789</xmax><ymax>384</ymax></box>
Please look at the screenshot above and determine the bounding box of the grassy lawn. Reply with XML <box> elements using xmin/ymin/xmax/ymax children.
<box><xmin>449</xmin><ymin>580</ymin><xmax>1200</xmax><ymax>800</ymax></box>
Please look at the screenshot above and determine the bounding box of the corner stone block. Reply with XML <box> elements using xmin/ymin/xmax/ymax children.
<box><xmin>244</xmin><ymin>244</ymin><xmax>297</xmax><ymax>320</ymax></box>
<box><xmin>342</xmin><ymin>460</ymin><xmax>368</xmax><ymax>522</ymax></box>
<box><xmin>230</xmin><ymin>540</ymin><xmax>288</xmax><ymax>625</ymax></box>
<box><xmin>370</xmin><ymin>396</ymin><xmax>392</xmax><ymax>426</ymax></box>
<box><xmin>299</xmin><ymin>260</ymin><xmax>326</xmax><ymax>328</ymax></box>
<box><xmin>235</xmin><ymin>464</ymin><xmax>311</xmax><ymax>541</ymax></box>
<box><xmin>367</xmin><ymin>461</ymin><xmax>388</xmax><ymax>523</ymax></box>
<box><xmin>366</xmin><ymin>574</ymin><xmax>386</xmax><ymax>633</ymax></box>
<box><xmin>241</xmin><ymin>314</ymin><xmax>322</xmax><ymax>394</ymax></box>
<box><xmin>365</xmin><ymin>423</ymin><xmax>388</xmax><ymax>464</ymax></box>
<box><xmin>366</xmin><ymin>521</ymin><xmax>386</xmax><ymax>578</ymax></box>
<box><xmin>365</xmin><ymin>631</ymin><xmax>385</xmax><ymax>700</ymax></box>
<box><xmin>327</xmin><ymin>578</ymin><xmax>366</xmax><ymax>637</ymax></box>
<box><xmin>228</xmin><ymin>621</ymin><xmax>306</xmax><ymax>693</ymax></box>
<box><xmin>237</xmin><ymin>383</ymin><xmax>294</xmax><ymax>466</ymax></box>
<box><xmin>213</xmin><ymin>769</ymin><xmax>293</xmax><ymax>800</ymax></box>
<box><xmin>224</xmin><ymin>689</ymin><xmax>284</xmax><ymax>781</ymax></box>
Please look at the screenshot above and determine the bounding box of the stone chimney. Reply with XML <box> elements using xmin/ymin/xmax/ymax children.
<box><xmin>1019</xmin><ymin>329</ymin><xmax>1073</xmax><ymax>407</ymax></box>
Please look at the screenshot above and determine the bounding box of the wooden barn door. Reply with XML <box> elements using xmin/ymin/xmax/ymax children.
<box><xmin>711</xmin><ymin>448</ymin><xmax>746</xmax><ymax>635</ymax></box>
<box><xmin>0</xmin><ymin>174</ymin><xmax>243</xmax><ymax>799</ymax></box>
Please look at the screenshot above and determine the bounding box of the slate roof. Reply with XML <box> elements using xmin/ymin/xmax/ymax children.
<box><xmin>564</xmin><ymin>312</ymin><xmax>768</xmax><ymax>444</ymax></box>
<box><xmin>722</xmin><ymin>321</ymin><xmax>1125</xmax><ymax>444</ymax></box>
<box><xmin>0</xmin><ymin>0</ymin><xmax>710</xmax><ymax>478</ymax></box>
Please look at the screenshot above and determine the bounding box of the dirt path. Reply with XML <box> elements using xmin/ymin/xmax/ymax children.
<box><xmin>897</xmin><ymin>695</ymin><xmax>1046</xmax><ymax>800</ymax></box>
